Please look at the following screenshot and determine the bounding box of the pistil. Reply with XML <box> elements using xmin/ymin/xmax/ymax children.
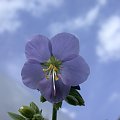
<box><xmin>52</xmin><ymin>70</ymin><xmax>56</xmax><ymax>96</ymax></box>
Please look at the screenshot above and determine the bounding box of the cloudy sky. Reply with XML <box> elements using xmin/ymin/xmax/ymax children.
<box><xmin>0</xmin><ymin>0</ymin><xmax>120</xmax><ymax>120</ymax></box>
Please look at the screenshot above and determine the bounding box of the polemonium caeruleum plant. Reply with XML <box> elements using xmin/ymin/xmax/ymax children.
<box><xmin>8</xmin><ymin>32</ymin><xmax>90</xmax><ymax>120</ymax></box>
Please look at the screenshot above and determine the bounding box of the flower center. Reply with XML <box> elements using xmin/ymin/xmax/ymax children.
<box><xmin>43</xmin><ymin>64</ymin><xmax>59</xmax><ymax>80</ymax></box>
<box><xmin>41</xmin><ymin>56</ymin><xmax>62</xmax><ymax>80</ymax></box>
<box><xmin>41</xmin><ymin>56</ymin><xmax>62</xmax><ymax>96</ymax></box>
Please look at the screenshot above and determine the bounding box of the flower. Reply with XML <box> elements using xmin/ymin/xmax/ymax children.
<box><xmin>21</xmin><ymin>32</ymin><xmax>90</xmax><ymax>103</ymax></box>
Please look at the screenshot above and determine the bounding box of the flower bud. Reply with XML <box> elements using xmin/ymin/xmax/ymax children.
<box><xmin>19</xmin><ymin>106</ymin><xmax>35</xmax><ymax>118</ymax></box>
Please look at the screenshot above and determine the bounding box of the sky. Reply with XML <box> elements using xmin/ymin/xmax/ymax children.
<box><xmin>0</xmin><ymin>0</ymin><xmax>120</xmax><ymax>120</ymax></box>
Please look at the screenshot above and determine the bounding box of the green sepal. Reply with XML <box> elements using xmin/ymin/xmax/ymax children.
<box><xmin>71</xmin><ymin>85</ymin><xmax>80</xmax><ymax>90</ymax></box>
<box><xmin>41</xmin><ymin>62</ymin><xmax>50</xmax><ymax>67</ymax></box>
<box><xmin>40</xmin><ymin>96</ymin><xmax>46</xmax><ymax>103</ymax></box>
<box><xmin>32</xmin><ymin>114</ymin><xmax>45</xmax><ymax>120</ymax></box>
<box><xmin>18</xmin><ymin>106</ymin><xmax>35</xmax><ymax>118</ymax></box>
<box><xmin>30</xmin><ymin>102</ymin><xmax>39</xmax><ymax>114</ymax></box>
<box><xmin>69</xmin><ymin>88</ymin><xmax>85</xmax><ymax>106</ymax></box>
<box><xmin>65</xmin><ymin>95</ymin><xmax>79</xmax><ymax>106</ymax></box>
<box><xmin>54</xmin><ymin>102</ymin><xmax>62</xmax><ymax>110</ymax></box>
<box><xmin>8</xmin><ymin>112</ymin><xmax>25</xmax><ymax>120</ymax></box>
<box><xmin>41</xmin><ymin>56</ymin><xmax>62</xmax><ymax>69</ymax></box>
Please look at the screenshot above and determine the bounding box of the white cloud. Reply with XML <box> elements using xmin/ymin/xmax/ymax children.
<box><xmin>0</xmin><ymin>0</ymin><xmax>23</xmax><ymax>33</ymax></box>
<box><xmin>26</xmin><ymin>0</ymin><xmax>63</xmax><ymax>17</ymax></box>
<box><xmin>84</xmin><ymin>5</ymin><xmax>100</xmax><ymax>26</ymax></box>
<box><xmin>6</xmin><ymin>61</ymin><xmax>22</xmax><ymax>80</ymax></box>
<box><xmin>108</xmin><ymin>92</ymin><xmax>120</xmax><ymax>103</ymax></box>
<box><xmin>48</xmin><ymin>0</ymin><xmax>107</xmax><ymax>35</ymax></box>
<box><xmin>96</xmin><ymin>16</ymin><xmax>120</xmax><ymax>62</ymax></box>
<box><xmin>60</xmin><ymin>108</ymin><xmax>76</xmax><ymax>119</ymax></box>
<box><xmin>97</xmin><ymin>0</ymin><xmax>107</xmax><ymax>6</ymax></box>
<box><xmin>49</xmin><ymin>6</ymin><xmax>100</xmax><ymax>35</ymax></box>
<box><xmin>0</xmin><ymin>0</ymin><xmax>63</xmax><ymax>33</ymax></box>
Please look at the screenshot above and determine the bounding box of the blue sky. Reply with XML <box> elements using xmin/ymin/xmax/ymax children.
<box><xmin>0</xmin><ymin>0</ymin><xmax>120</xmax><ymax>120</ymax></box>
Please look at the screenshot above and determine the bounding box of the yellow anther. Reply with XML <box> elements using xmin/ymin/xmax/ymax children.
<box><xmin>53</xmin><ymin>66</ymin><xmax>58</xmax><ymax>72</ymax></box>
<box><xmin>43</xmin><ymin>64</ymin><xmax>53</xmax><ymax>72</ymax></box>
<box><xmin>55</xmin><ymin>75</ymin><xmax>59</xmax><ymax>80</ymax></box>
<box><xmin>43</xmin><ymin>69</ymin><xmax>47</xmax><ymax>72</ymax></box>
<box><xmin>49</xmin><ymin>64</ymin><xmax>54</xmax><ymax>69</ymax></box>
<box><xmin>43</xmin><ymin>64</ymin><xmax>59</xmax><ymax>81</ymax></box>
<box><xmin>46</xmin><ymin>75</ymin><xmax>49</xmax><ymax>80</ymax></box>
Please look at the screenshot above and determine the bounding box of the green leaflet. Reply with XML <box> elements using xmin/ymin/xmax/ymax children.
<box><xmin>65</xmin><ymin>95</ymin><xmax>79</xmax><ymax>106</ymax></box>
<box><xmin>40</xmin><ymin>96</ymin><xmax>46</xmax><ymax>103</ymax></box>
<box><xmin>8</xmin><ymin>112</ymin><xmax>25</xmax><ymax>120</ymax></box>
<box><xmin>65</xmin><ymin>88</ymin><xmax>85</xmax><ymax>106</ymax></box>
<box><xmin>69</xmin><ymin>88</ymin><xmax>85</xmax><ymax>106</ymax></box>
<box><xmin>30</xmin><ymin>102</ymin><xmax>40</xmax><ymax>114</ymax></box>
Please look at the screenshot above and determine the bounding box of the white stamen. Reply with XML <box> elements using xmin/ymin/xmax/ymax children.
<box><xmin>48</xmin><ymin>70</ymin><xmax>52</xmax><ymax>78</ymax></box>
<box><xmin>54</xmin><ymin>71</ymin><xmax>57</xmax><ymax>76</ymax></box>
<box><xmin>52</xmin><ymin>70</ymin><xmax>56</xmax><ymax>96</ymax></box>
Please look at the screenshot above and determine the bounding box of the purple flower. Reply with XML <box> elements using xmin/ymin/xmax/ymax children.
<box><xmin>21</xmin><ymin>32</ymin><xmax>90</xmax><ymax>103</ymax></box>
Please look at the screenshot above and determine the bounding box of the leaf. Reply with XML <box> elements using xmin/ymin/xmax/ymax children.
<box><xmin>65</xmin><ymin>95</ymin><xmax>79</xmax><ymax>106</ymax></box>
<box><xmin>40</xmin><ymin>96</ymin><xmax>46</xmax><ymax>103</ymax></box>
<box><xmin>54</xmin><ymin>102</ymin><xmax>62</xmax><ymax>110</ymax></box>
<box><xmin>30</xmin><ymin>102</ymin><xmax>39</xmax><ymax>114</ymax></box>
<box><xmin>8</xmin><ymin>112</ymin><xmax>25</xmax><ymax>120</ymax></box>
<box><xmin>19</xmin><ymin>106</ymin><xmax>35</xmax><ymax>118</ymax></box>
<box><xmin>69</xmin><ymin>88</ymin><xmax>85</xmax><ymax>106</ymax></box>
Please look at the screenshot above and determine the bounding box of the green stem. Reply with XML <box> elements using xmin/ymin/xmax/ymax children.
<box><xmin>52</xmin><ymin>104</ymin><xmax>57</xmax><ymax>120</ymax></box>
